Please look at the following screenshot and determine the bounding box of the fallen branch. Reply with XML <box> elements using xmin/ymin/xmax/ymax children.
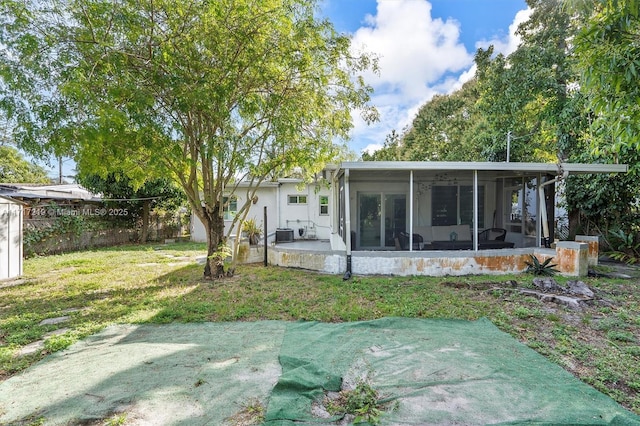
<box><xmin>518</xmin><ymin>289</ymin><xmax>593</xmax><ymax>310</ymax></box>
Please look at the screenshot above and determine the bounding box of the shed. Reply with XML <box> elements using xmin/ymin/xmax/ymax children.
<box><xmin>0</xmin><ymin>195</ymin><xmax>25</xmax><ymax>280</ymax></box>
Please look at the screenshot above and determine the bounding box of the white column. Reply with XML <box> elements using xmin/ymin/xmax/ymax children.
<box><xmin>409</xmin><ymin>170</ymin><xmax>414</xmax><ymax>251</ymax></box>
<box><xmin>473</xmin><ymin>170</ymin><xmax>478</xmax><ymax>251</ymax></box>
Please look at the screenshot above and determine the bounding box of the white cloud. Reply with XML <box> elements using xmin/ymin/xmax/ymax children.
<box><xmin>363</xmin><ymin>143</ymin><xmax>383</xmax><ymax>155</ymax></box>
<box><xmin>347</xmin><ymin>1</ymin><xmax>532</xmax><ymax>156</ymax></box>
<box><xmin>476</xmin><ymin>8</ymin><xmax>533</xmax><ymax>56</ymax></box>
<box><xmin>351</xmin><ymin>0</ymin><xmax>472</xmax><ymax>104</ymax></box>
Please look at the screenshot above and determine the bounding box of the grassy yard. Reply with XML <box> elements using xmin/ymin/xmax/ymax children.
<box><xmin>1</xmin><ymin>242</ymin><xmax>639</xmax><ymax>415</ymax></box>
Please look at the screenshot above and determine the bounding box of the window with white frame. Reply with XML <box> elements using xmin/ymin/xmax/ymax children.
<box><xmin>288</xmin><ymin>195</ymin><xmax>307</xmax><ymax>205</ymax></box>
<box><xmin>223</xmin><ymin>196</ymin><xmax>237</xmax><ymax>220</ymax></box>
<box><xmin>319</xmin><ymin>195</ymin><xmax>329</xmax><ymax>215</ymax></box>
<box><xmin>431</xmin><ymin>185</ymin><xmax>484</xmax><ymax>228</ymax></box>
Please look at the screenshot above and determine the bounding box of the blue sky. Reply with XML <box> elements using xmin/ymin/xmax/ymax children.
<box><xmin>319</xmin><ymin>0</ymin><xmax>531</xmax><ymax>157</ymax></box>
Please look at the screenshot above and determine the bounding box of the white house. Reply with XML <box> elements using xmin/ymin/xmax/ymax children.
<box><xmin>191</xmin><ymin>178</ymin><xmax>332</xmax><ymax>243</ymax></box>
<box><xmin>0</xmin><ymin>195</ymin><xmax>25</xmax><ymax>280</ymax></box>
<box><xmin>192</xmin><ymin>161</ymin><xmax>627</xmax><ymax>277</ymax></box>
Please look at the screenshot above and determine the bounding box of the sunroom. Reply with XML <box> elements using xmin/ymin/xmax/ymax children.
<box><xmin>317</xmin><ymin>161</ymin><xmax>626</xmax><ymax>276</ymax></box>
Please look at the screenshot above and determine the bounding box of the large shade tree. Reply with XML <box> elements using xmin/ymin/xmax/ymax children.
<box><xmin>474</xmin><ymin>0</ymin><xmax>581</xmax><ymax>163</ymax></box>
<box><xmin>564</xmin><ymin>0</ymin><xmax>640</xmax><ymax>154</ymax></box>
<box><xmin>0</xmin><ymin>145</ymin><xmax>50</xmax><ymax>183</ymax></box>
<box><xmin>363</xmin><ymin>79</ymin><xmax>489</xmax><ymax>162</ymax></box>
<box><xmin>561</xmin><ymin>0</ymin><xmax>640</xmax><ymax>238</ymax></box>
<box><xmin>397</xmin><ymin>79</ymin><xmax>486</xmax><ymax>162</ymax></box>
<box><xmin>0</xmin><ymin>0</ymin><xmax>377</xmax><ymax>278</ymax></box>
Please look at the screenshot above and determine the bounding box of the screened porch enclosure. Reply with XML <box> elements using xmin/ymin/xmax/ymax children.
<box><xmin>339</xmin><ymin>166</ymin><xmax>554</xmax><ymax>252</ymax></box>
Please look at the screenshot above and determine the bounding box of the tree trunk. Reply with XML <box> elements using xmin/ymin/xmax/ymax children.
<box><xmin>202</xmin><ymin>210</ymin><xmax>226</xmax><ymax>280</ymax></box>
<box><xmin>568</xmin><ymin>207</ymin><xmax>580</xmax><ymax>240</ymax></box>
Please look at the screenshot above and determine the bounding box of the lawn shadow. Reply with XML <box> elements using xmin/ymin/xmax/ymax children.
<box><xmin>0</xmin><ymin>322</ymin><xmax>286</xmax><ymax>425</ymax></box>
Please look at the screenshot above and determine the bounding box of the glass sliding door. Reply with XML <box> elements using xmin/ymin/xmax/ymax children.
<box><xmin>359</xmin><ymin>193</ymin><xmax>381</xmax><ymax>248</ymax></box>
<box><xmin>358</xmin><ymin>192</ymin><xmax>406</xmax><ymax>249</ymax></box>
<box><xmin>385</xmin><ymin>194</ymin><xmax>406</xmax><ymax>247</ymax></box>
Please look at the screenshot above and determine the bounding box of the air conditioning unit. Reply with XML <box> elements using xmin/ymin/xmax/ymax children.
<box><xmin>276</xmin><ymin>228</ymin><xmax>294</xmax><ymax>242</ymax></box>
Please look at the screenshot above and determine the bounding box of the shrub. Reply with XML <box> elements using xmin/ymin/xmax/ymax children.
<box><xmin>525</xmin><ymin>255</ymin><xmax>558</xmax><ymax>276</ymax></box>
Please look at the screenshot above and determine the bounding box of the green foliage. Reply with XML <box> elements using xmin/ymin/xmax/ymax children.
<box><xmin>525</xmin><ymin>255</ymin><xmax>559</xmax><ymax>276</ymax></box>
<box><xmin>606</xmin><ymin>229</ymin><xmax>640</xmax><ymax>264</ymax></box>
<box><xmin>23</xmin><ymin>212</ymin><xmax>89</xmax><ymax>256</ymax></box>
<box><xmin>242</xmin><ymin>218</ymin><xmax>262</xmax><ymax>245</ymax></box>
<box><xmin>475</xmin><ymin>0</ymin><xmax>580</xmax><ymax>163</ymax></box>
<box><xmin>361</xmin><ymin>130</ymin><xmax>401</xmax><ymax>161</ymax></box>
<box><xmin>369</xmin><ymin>80</ymin><xmax>487</xmax><ymax>162</ymax></box>
<box><xmin>325</xmin><ymin>379</ymin><xmax>386</xmax><ymax>425</ymax></box>
<box><xmin>400</xmin><ymin>80</ymin><xmax>485</xmax><ymax>161</ymax></box>
<box><xmin>234</xmin><ymin>398</ymin><xmax>265</xmax><ymax>425</ymax></box>
<box><xmin>374</xmin><ymin>0</ymin><xmax>588</xmax><ymax>165</ymax></box>
<box><xmin>0</xmin><ymin>0</ymin><xmax>377</xmax><ymax>278</ymax></box>
<box><xmin>568</xmin><ymin>0</ymin><xmax>640</xmax><ymax>153</ymax></box>
<box><xmin>0</xmin><ymin>146</ymin><xmax>49</xmax><ymax>183</ymax></box>
<box><xmin>79</xmin><ymin>172</ymin><xmax>185</xmax><ymax>213</ymax></box>
<box><xmin>104</xmin><ymin>414</ymin><xmax>128</xmax><ymax>426</ymax></box>
<box><xmin>564</xmin><ymin>146</ymin><xmax>640</xmax><ymax>236</ymax></box>
<box><xmin>43</xmin><ymin>333</ymin><xmax>76</xmax><ymax>352</ymax></box>
<box><xmin>208</xmin><ymin>241</ymin><xmax>234</xmax><ymax>275</ymax></box>
<box><xmin>78</xmin><ymin>172</ymin><xmax>186</xmax><ymax>234</ymax></box>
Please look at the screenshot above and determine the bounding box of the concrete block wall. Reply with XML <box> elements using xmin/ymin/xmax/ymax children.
<box><xmin>555</xmin><ymin>242</ymin><xmax>589</xmax><ymax>277</ymax></box>
<box><xmin>259</xmin><ymin>244</ymin><xmax>591</xmax><ymax>277</ymax></box>
<box><xmin>575</xmin><ymin>235</ymin><xmax>599</xmax><ymax>266</ymax></box>
<box><xmin>267</xmin><ymin>246</ymin><xmax>344</xmax><ymax>274</ymax></box>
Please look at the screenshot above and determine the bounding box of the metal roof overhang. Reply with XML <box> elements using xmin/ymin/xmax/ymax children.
<box><xmin>336</xmin><ymin>161</ymin><xmax>627</xmax><ymax>180</ymax></box>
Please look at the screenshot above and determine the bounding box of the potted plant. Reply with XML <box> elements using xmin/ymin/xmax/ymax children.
<box><xmin>242</xmin><ymin>218</ymin><xmax>262</xmax><ymax>245</ymax></box>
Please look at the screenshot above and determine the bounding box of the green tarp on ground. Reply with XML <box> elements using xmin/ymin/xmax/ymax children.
<box><xmin>265</xmin><ymin>318</ymin><xmax>640</xmax><ymax>425</ymax></box>
<box><xmin>0</xmin><ymin>318</ymin><xmax>639</xmax><ymax>425</ymax></box>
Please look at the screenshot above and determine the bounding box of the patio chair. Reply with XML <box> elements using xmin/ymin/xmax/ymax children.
<box><xmin>478</xmin><ymin>228</ymin><xmax>507</xmax><ymax>242</ymax></box>
<box><xmin>477</xmin><ymin>228</ymin><xmax>514</xmax><ymax>249</ymax></box>
<box><xmin>398</xmin><ymin>232</ymin><xmax>424</xmax><ymax>250</ymax></box>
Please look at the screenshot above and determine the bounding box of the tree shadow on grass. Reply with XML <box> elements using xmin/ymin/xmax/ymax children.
<box><xmin>0</xmin><ymin>321</ymin><xmax>285</xmax><ymax>425</ymax></box>
<box><xmin>0</xmin><ymin>259</ymin><xmax>289</xmax><ymax>425</ymax></box>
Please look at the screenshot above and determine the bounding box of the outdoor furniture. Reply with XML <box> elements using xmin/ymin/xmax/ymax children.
<box><xmin>431</xmin><ymin>240</ymin><xmax>474</xmax><ymax>250</ymax></box>
<box><xmin>478</xmin><ymin>227</ymin><xmax>507</xmax><ymax>242</ymax></box>
<box><xmin>430</xmin><ymin>227</ymin><xmax>514</xmax><ymax>250</ymax></box>
<box><xmin>477</xmin><ymin>227</ymin><xmax>514</xmax><ymax>249</ymax></box>
<box><xmin>397</xmin><ymin>232</ymin><xmax>424</xmax><ymax>250</ymax></box>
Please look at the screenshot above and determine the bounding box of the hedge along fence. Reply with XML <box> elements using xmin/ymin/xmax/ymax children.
<box><xmin>24</xmin><ymin>214</ymin><xmax>129</xmax><ymax>257</ymax></box>
<box><xmin>26</xmin><ymin>226</ymin><xmax>139</xmax><ymax>256</ymax></box>
<box><xmin>23</xmin><ymin>211</ymin><xmax>182</xmax><ymax>257</ymax></box>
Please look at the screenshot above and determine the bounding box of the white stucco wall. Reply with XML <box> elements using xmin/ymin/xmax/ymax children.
<box><xmin>0</xmin><ymin>198</ymin><xmax>24</xmax><ymax>280</ymax></box>
<box><xmin>191</xmin><ymin>180</ymin><xmax>332</xmax><ymax>243</ymax></box>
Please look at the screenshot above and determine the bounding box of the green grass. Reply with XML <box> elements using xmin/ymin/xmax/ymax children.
<box><xmin>1</xmin><ymin>241</ymin><xmax>639</xmax><ymax>414</ymax></box>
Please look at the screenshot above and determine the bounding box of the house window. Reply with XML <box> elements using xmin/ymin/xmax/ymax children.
<box><xmin>432</xmin><ymin>185</ymin><xmax>484</xmax><ymax>228</ymax></box>
<box><xmin>288</xmin><ymin>195</ymin><xmax>307</xmax><ymax>204</ymax></box>
<box><xmin>223</xmin><ymin>196</ymin><xmax>237</xmax><ymax>220</ymax></box>
<box><xmin>319</xmin><ymin>195</ymin><xmax>329</xmax><ymax>215</ymax></box>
